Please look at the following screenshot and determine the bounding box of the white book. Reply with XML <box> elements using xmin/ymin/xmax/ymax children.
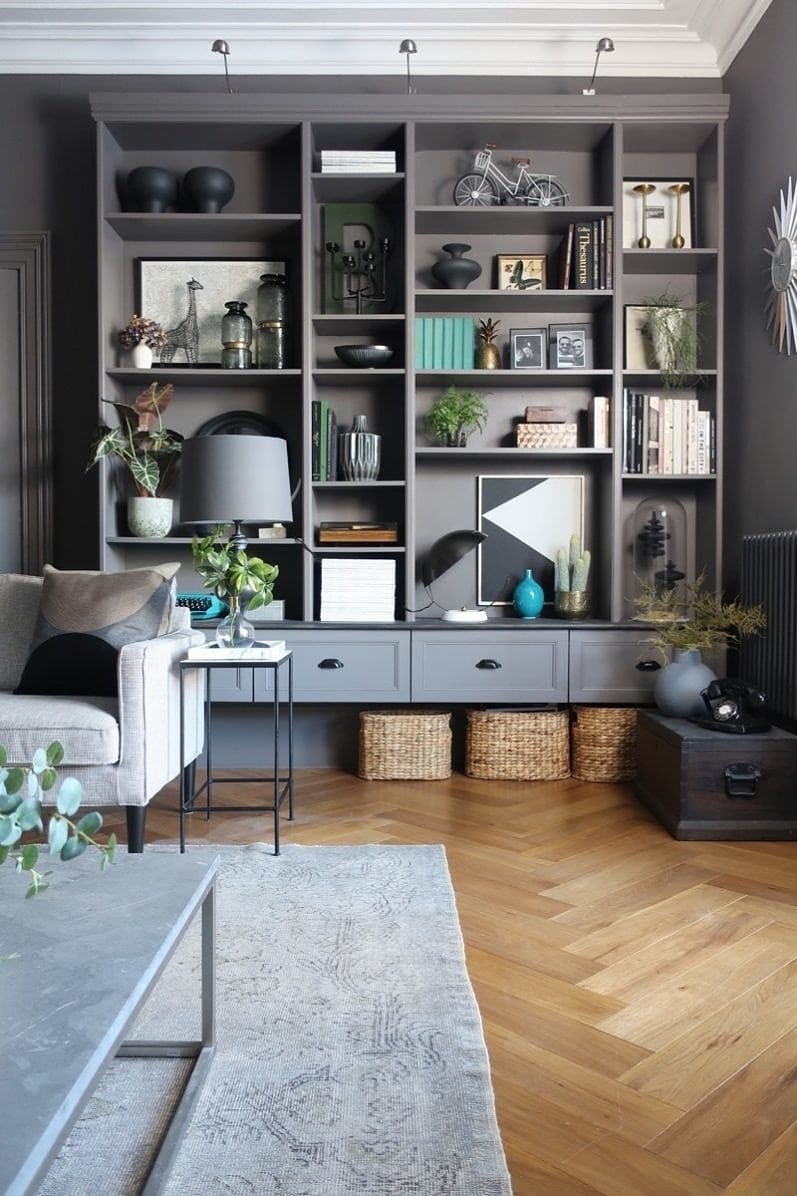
<box><xmin>686</xmin><ymin>398</ymin><xmax>699</xmax><ymax>474</ymax></box>
<box><xmin>697</xmin><ymin>409</ymin><xmax>710</xmax><ymax>474</ymax></box>
<box><xmin>648</xmin><ymin>395</ymin><xmax>660</xmax><ymax>474</ymax></box>
<box><xmin>187</xmin><ymin>639</ymin><xmax>287</xmax><ymax>661</ymax></box>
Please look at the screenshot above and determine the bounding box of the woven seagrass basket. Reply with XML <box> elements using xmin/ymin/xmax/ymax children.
<box><xmin>359</xmin><ymin>709</ymin><xmax>452</xmax><ymax>780</ymax></box>
<box><xmin>465</xmin><ymin>708</ymin><xmax>570</xmax><ymax>780</ymax></box>
<box><xmin>571</xmin><ymin>706</ymin><xmax>638</xmax><ymax>782</ymax></box>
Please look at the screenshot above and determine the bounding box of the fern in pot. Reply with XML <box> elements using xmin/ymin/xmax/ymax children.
<box><xmin>426</xmin><ymin>386</ymin><xmax>488</xmax><ymax>446</ymax></box>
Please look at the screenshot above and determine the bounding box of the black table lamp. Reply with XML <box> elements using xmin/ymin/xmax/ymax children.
<box><xmin>422</xmin><ymin>529</ymin><xmax>487</xmax><ymax>623</ymax></box>
<box><xmin>180</xmin><ymin>435</ymin><xmax>293</xmax><ymax>549</ymax></box>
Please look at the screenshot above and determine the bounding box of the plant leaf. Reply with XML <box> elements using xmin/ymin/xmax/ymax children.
<box><xmin>56</xmin><ymin>777</ymin><xmax>83</xmax><ymax>817</ymax></box>
<box><xmin>20</xmin><ymin>843</ymin><xmax>39</xmax><ymax>871</ymax></box>
<box><xmin>60</xmin><ymin>836</ymin><xmax>87</xmax><ymax>862</ymax></box>
<box><xmin>40</xmin><ymin>767</ymin><xmax>57</xmax><ymax>792</ymax></box>
<box><xmin>5</xmin><ymin>767</ymin><xmax>25</xmax><ymax>796</ymax></box>
<box><xmin>46</xmin><ymin>742</ymin><xmax>65</xmax><ymax>767</ymax></box>
<box><xmin>76</xmin><ymin>811</ymin><xmax>103</xmax><ymax>838</ymax></box>
<box><xmin>16</xmin><ymin>798</ymin><xmax>43</xmax><ymax>833</ymax></box>
<box><xmin>48</xmin><ymin>816</ymin><xmax>69</xmax><ymax>856</ymax></box>
<box><xmin>0</xmin><ymin>816</ymin><xmax>22</xmax><ymax>847</ymax></box>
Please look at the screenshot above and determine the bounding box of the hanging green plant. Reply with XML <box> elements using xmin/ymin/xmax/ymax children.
<box><xmin>640</xmin><ymin>290</ymin><xmax>708</xmax><ymax>389</ymax></box>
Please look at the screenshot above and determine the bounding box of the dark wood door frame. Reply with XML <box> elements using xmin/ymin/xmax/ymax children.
<box><xmin>0</xmin><ymin>232</ymin><xmax>52</xmax><ymax>573</ymax></box>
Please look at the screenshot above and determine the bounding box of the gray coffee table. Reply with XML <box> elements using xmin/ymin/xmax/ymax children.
<box><xmin>0</xmin><ymin>851</ymin><xmax>218</xmax><ymax>1196</ymax></box>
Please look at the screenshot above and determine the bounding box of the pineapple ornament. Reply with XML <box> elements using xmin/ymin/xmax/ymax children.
<box><xmin>476</xmin><ymin>318</ymin><xmax>501</xmax><ymax>369</ymax></box>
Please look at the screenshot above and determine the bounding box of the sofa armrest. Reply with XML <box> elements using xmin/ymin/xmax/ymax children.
<box><xmin>116</xmin><ymin>628</ymin><xmax>205</xmax><ymax>806</ymax></box>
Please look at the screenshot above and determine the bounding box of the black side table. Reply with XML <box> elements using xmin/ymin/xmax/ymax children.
<box><xmin>179</xmin><ymin>652</ymin><xmax>294</xmax><ymax>854</ymax></box>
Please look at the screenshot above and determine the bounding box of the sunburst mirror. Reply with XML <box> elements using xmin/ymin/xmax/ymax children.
<box><xmin>765</xmin><ymin>176</ymin><xmax>797</xmax><ymax>354</ymax></box>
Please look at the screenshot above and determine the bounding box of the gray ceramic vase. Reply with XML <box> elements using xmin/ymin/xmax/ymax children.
<box><xmin>653</xmin><ymin>648</ymin><xmax>716</xmax><ymax>718</ymax></box>
<box><xmin>338</xmin><ymin>415</ymin><xmax>381</xmax><ymax>481</ymax></box>
<box><xmin>431</xmin><ymin>243</ymin><xmax>482</xmax><ymax>289</ymax></box>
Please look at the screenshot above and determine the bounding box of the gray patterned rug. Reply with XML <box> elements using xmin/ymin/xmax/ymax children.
<box><xmin>40</xmin><ymin>844</ymin><xmax>513</xmax><ymax>1195</ymax></box>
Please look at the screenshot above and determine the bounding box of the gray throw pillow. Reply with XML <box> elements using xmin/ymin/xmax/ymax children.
<box><xmin>15</xmin><ymin>563</ymin><xmax>180</xmax><ymax>698</ymax></box>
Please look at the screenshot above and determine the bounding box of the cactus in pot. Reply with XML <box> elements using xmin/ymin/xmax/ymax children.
<box><xmin>554</xmin><ymin>532</ymin><xmax>591</xmax><ymax>619</ymax></box>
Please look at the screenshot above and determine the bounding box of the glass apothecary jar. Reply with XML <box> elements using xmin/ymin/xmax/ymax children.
<box><xmin>255</xmin><ymin>274</ymin><xmax>289</xmax><ymax>369</ymax></box>
<box><xmin>631</xmin><ymin>497</ymin><xmax>688</xmax><ymax>618</ymax></box>
<box><xmin>221</xmin><ymin>300</ymin><xmax>252</xmax><ymax>369</ymax></box>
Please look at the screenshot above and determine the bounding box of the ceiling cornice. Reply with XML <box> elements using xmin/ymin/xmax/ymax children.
<box><xmin>0</xmin><ymin>1</ymin><xmax>773</xmax><ymax>77</ymax></box>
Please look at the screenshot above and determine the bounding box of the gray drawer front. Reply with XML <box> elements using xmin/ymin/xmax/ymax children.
<box><xmin>569</xmin><ymin>631</ymin><xmax>661</xmax><ymax>703</ymax></box>
<box><xmin>411</xmin><ymin>631</ymin><xmax>568</xmax><ymax>702</ymax></box>
<box><xmin>255</xmin><ymin>631</ymin><xmax>410</xmax><ymax>702</ymax></box>
<box><xmin>208</xmin><ymin>667</ymin><xmax>255</xmax><ymax>703</ymax></box>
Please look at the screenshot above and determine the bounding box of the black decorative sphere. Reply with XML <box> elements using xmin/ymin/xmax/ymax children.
<box><xmin>125</xmin><ymin>166</ymin><xmax>178</xmax><ymax>213</ymax></box>
<box><xmin>182</xmin><ymin>166</ymin><xmax>235</xmax><ymax>214</ymax></box>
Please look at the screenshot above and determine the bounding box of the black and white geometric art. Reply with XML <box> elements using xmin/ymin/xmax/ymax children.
<box><xmin>477</xmin><ymin>474</ymin><xmax>584</xmax><ymax>605</ymax></box>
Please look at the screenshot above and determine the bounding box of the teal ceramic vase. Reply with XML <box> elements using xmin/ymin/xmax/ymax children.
<box><xmin>513</xmin><ymin>568</ymin><xmax>544</xmax><ymax>619</ymax></box>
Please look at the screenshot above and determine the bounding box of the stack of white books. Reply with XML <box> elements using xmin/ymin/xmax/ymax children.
<box><xmin>320</xmin><ymin>559</ymin><xmax>396</xmax><ymax>622</ymax></box>
<box><xmin>320</xmin><ymin>150</ymin><xmax>397</xmax><ymax>174</ymax></box>
<box><xmin>187</xmin><ymin>639</ymin><xmax>287</xmax><ymax>661</ymax></box>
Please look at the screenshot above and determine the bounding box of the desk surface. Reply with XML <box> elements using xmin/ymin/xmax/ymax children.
<box><xmin>0</xmin><ymin>851</ymin><xmax>218</xmax><ymax>1196</ymax></box>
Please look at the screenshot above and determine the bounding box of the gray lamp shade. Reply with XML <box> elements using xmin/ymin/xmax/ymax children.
<box><xmin>180</xmin><ymin>435</ymin><xmax>293</xmax><ymax>524</ymax></box>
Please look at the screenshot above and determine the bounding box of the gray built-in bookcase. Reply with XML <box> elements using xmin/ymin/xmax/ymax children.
<box><xmin>91</xmin><ymin>92</ymin><xmax>727</xmax><ymax>630</ymax></box>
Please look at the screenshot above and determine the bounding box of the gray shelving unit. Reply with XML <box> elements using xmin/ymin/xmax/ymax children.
<box><xmin>91</xmin><ymin>91</ymin><xmax>728</xmax><ymax>629</ymax></box>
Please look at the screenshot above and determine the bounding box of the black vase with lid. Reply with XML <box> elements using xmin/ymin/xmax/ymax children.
<box><xmin>182</xmin><ymin>166</ymin><xmax>235</xmax><ymax>214</ymax></box>
<box><xmin>431</xmin><ymin>243</ymin><xmax>482</xmax><ymax>290</ymax></box>
<box><xmin>125</xmin><ymin>166</ymin><xmax>178</xmax><ymax>213</ymax></box>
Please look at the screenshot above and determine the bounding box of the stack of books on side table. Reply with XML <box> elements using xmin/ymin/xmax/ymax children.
<box><xmin>187</xmin><ymin>640</ymin><xmax>287</xmax><ymax>661</ymax></box>
<box><xmin>320</xmin><ymin>559</ymin><xmax>396</xmax><ymax>622</ymax></box>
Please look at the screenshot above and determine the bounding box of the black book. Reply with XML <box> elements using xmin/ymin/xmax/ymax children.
<box><xmin>574</xmin><ymin>222</ymin><xmax>593</xmax><ymax>289</ymax></box>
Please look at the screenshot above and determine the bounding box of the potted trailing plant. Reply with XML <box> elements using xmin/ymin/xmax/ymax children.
<box><xmin>0</xmin><ymin>742</ymin><xmax>115</xmax><ymax>898</ymax></box>
<box><xmin>634</xmin><ymin>574</ymin><xmax>766</xmax><ymax>717</ymax></box>
<box><xmin>87</xmin><ymin>382</ymin><xmax>182</xmax><ymax>538</ymax></box>
<box><xmin>640</xmin><ymin>290</ymin><xmax>707</xmax><ymax>388</ymax></box>
<box><xmin>426</xmin><ymin>386</ymin><xmax>488</xmax><ymax>446</ymax></box>
<box><xmin>554</xmin><ymin>532</ymin><xmax>591</xmax><ymax>619</ymax></box>
<box><xmin>118</xmin><ymin>314</ymin><xmax>167</xmax><ymax>369</ymax></box>
<box><xmin>191</xmin><ymin>528</ymin><xmax>280</xmax><ymax>648</ymax></box>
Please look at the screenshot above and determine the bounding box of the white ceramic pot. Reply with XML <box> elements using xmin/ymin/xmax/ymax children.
<box><xmin>127</xmin><ymin>496</ymin><xmax>173</xmax><ymax>538</ymax></box>
<box><xmin>130</xmin><ymin>342</ymin><xmax>154</xmax><ymax>369</ymax></box>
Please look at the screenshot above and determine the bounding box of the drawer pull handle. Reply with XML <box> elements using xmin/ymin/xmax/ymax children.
<box><xmin>725</xmin><ymin>762</ymin><xmax>762</xmax><ymax>799</ymax></box>
<box><xmin>318</xmin><ymin>658</ymin><xmax>344</xmax><ymax>670</ymax></box>
<box><xmin>636</xmin><ymin>659</ymin><xmax>662</xmax><ymax>672</ymax></box>
<box><xmin>476</xmin><ymin>658</ymin><xmax>502</xmax><ymax>670</ymax></box>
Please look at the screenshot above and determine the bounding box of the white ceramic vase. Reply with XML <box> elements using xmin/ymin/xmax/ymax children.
<box><xmin>127</xmin><ymin>496</ymin><xmax>173</xmax><ymax>538</ymax></box>
<box><xmin>130</xmin><ymin>342</ymin><xmax>154</xmax><ymax>369</ymax></box>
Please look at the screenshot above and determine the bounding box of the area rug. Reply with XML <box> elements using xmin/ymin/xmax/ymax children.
<box><xmin>40</xmin><ymin>844</ymin><xmax>513</xmax><ymax>1195</ymax></box>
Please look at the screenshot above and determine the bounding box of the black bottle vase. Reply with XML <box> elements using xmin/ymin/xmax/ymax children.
<box><xmin>125</xmin><ymin>166</ymin><xmax>178</xmax><ymax>213</ymax></box>
<box><xmin>182</xmin><ymin>166</ymin><xmax>235</xmax><ymax>213</ymax></box>
<box><xmin>431</xmin><ymin>243</ymin><xmax>482</xmax><ymax>290</ymax></box>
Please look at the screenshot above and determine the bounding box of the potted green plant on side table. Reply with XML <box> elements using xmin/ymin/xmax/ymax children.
<box><xmin>191</xmin><ymin>529</ymin><xmax>280</xmax><ymax>648</ymax></box>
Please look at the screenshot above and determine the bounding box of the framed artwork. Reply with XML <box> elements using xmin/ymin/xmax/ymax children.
<box><xmin>477</xmin><ymin>474</ymin><xmax>585</xmax><ymax>605</ymax></box>
<box><xmin>138</xmin><ymin>258</ymin><xmax>285</xmax><ymax>366</ymax></box>
<box><xmin>548</xmin><ymin>322</ymin><xmax>593</xmax><ymax>369</ymax></box>
<box><xmin>496</xmin><ymin>253</ymin><xmax>547</xmax><ymax>291</ymax></box>
<box><xmin>509</xmin><ymin>326</ymin><xmax>547</xmax><ymax>369</ymax></box>
<box><xmin>622</xmin><ymin>178</ymin><xmax>695</xmax><ymax>250</ymax></box>
<box><xmin>624</xmin><ymin>305</ymin><xmax>656</xmax><ymax>369</ymax></box>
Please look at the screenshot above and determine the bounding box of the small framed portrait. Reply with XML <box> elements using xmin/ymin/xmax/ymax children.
<box><xmin>622</xmin><ymin>178</ymin><xmax>695</xmax><ymax>250</ymax></box>
<box><xmin>548</xmin><ymin>323</ymin><xmax>592</xmax><ymax>369</ymax></box>
<box><xmin>496</xmin><ymin>254</ymin><xmax>547</xmax><ymax>291</ymax></box>
<box><xmin>624</xmin><ymin>305</ymin><xmax>655</xmax><ymax>369</ymax></box>
<box><xmin>509</xmin><ymin>327</ymin><xmax>547</xmax><ymax>369</ymax></box>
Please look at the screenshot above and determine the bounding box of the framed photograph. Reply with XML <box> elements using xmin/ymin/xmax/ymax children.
<box><xmin>477</xmin><ymin>474</ymin><xmax>585</xmax><ymax>605</ymax></box>
<box><xmin>624</xmin><ymin>305</ymin><xmax>656</xmax><ymax>369</ymax></box>
<box><xmin>509</xmin><ymin>326</ymin><xmax>547</xmax><ymax>370</ymax></box>
<box><xmin>548</xmin><ymin>323</ymin><xmax>592</xmax><ymax>369</ymax></box>
<box><xmin>622</xmin><ymin>178</ymin><xmax>695</xmax><ymax>250</ymax></box>
<box><xmin>138</xmin><ymin>258</ymin><xmax>286</xmax><ymax>366</ymax></box>
<box><xmin>496</xmin><ymin>254</ymin><xmax>547</xmax><ymax>291</ymax></box>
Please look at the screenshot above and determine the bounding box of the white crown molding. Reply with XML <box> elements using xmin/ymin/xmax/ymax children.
<box><xmin>0</xmin><ymin>1</ymin><xmax>770</xmax><ymax>77</ymax></box>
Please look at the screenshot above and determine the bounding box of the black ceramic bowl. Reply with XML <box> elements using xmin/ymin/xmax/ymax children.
<box><xmin>334</xmin><ymin>344</ymin><xmax>395</xmax><ymax>368</ymax></box>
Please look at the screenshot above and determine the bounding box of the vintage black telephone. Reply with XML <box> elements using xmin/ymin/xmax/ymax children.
<box><xmin>695</xmin><ymin>679</ymin><xmax>772</xmax><ymax>734</ymax></box>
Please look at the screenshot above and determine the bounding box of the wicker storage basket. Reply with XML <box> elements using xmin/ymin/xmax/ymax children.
<box><xmin>465</xmin><ymin>709</ymin><xmax>570</xmax><ymax>780</ymax></box>
<box><xmin>359</xmin><ymin>710</ymin><xmax>452</xmax><ymax>780</ymax></box>
<box><xmin>571</xmin><ymin>706</ymin><xmax>638</xmax><ymax>782</ymax></box>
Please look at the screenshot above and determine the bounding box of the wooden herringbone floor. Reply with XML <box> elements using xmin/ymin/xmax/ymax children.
<box><xmin>103</xmin><ymin>772</ymin><xmax>797</xmax><ymax>1195</ymax></box>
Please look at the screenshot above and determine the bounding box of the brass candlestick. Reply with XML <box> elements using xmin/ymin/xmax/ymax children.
<box><xmin>669</xmin><ymin>182</ymin><xmax>690</xmax><ymax>249</ymax></box>
<box><xmin>633</xmin><ymin>183</ymin><xmax>656</xmax><ymax>248</ymax></box>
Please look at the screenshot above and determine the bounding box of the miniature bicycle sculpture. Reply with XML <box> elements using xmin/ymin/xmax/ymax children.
<box><xmin>453</xmin><ymin>145</ymin><xmax>569</xmax><ymax>207</ymax></box>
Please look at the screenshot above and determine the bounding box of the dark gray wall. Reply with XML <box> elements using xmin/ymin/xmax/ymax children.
<box><xmin>0</xmin><ymin>72</ymin><xmax>718</xmax><ymax>569</ymax></box>
<box><xmin>724</xmin><ymin>0</ymin><xmax>797</xmax><ymax>588</ymax></box>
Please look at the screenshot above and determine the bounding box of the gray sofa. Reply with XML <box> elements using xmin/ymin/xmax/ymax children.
<box><xmin>0</xmin><ymin>573</ymin><xmax>204</xmax><ymax>850</ymax></box>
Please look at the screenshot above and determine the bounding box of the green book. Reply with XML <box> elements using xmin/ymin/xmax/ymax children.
<box><xmin>462</xmin><ymin>317</ymin><xmax>475</xmax><ymax>368</ymax></box>
<box><xmin>442</xmin><ymin>318</ymin><xmax>455</xmax><ymax>368</ymax></box>
<box><xmin>319</xmin><ymin>399</ymin><xmax>329</xmax><ymax>481</ymax></box>
<box><xmin>432</xmin><ymin>319</ymin><xmax>444</xmax><ymax>369</ymax></box>
<box><xmin>414</xmin><ymin>317</ymin><xmax>425</xmax><ymax>369</ymax></box>
<box><xmin>452</xmin><ymin>317</ymin><xmax>464</xmax><ymax>368</ymax></box>
<box><xmin>422</xmin><ymin>317</ymin><xmax>435</xmax><ymax>368</ymax></box>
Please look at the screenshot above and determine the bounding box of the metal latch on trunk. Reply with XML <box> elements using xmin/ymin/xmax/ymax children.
<box><xmin>724</xmin><ymin>762</ymin><xmax>762</xmax><ymax>798</ymax></box>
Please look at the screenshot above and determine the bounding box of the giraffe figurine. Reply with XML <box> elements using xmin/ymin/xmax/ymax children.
<box><xmin>160</xmin><ymin>277</ymin><xmax>204</xmax><ymax>364</ymax></box>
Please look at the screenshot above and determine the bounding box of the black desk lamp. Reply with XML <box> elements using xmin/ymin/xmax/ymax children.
<box><xmin>422</xmin><ymin>529</ymin><xmax>487</xmax><ymax>623</ymax></box>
